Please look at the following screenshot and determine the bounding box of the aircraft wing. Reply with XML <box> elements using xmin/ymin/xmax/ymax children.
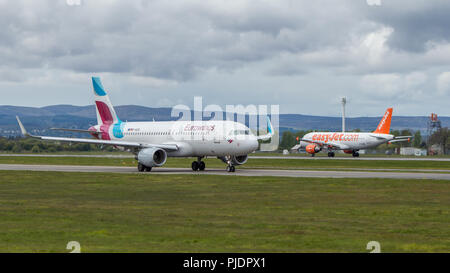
<box><xmin>50</xmin><ymin>128</ymin><xmax>100</xmax><ymax>134</ymax></box>
<box><xmin>16</xmin><ymin>116</ymin><xmax>178</xmax><ymax>151</ymax></box>
<box><xmin>300</xmin><ymin>138</ymin><xmax>350</xmax><ymax>150</ymax></box>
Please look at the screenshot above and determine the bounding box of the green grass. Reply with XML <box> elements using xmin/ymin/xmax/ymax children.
<box><xmin>0</xmin><ymin>156</ymin><xmax>449</xmax><ymax>170</ymax></box>
<box><xmin>0</xmin><ymin>171</ymin><xmax>448</xmax><ymax>252</ymax></box>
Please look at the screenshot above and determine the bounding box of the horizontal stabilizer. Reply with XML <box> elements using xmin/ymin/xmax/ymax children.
<box><xmin>369</xmin><ymin>134</ymin><xmax>390</xmax><ymax>140</ymax></box>
<box><xmin>388</xmin><ymin>135</ymin><xmax>412</xmax><ymax>143</ymax></box>
<box><xmin>394</xmin><ymin>135</ymin><xmax>412</xmax><ymax>140</ymax></box>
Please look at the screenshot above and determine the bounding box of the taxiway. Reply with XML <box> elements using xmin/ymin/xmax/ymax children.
<box><xmin>0</xmin><ymin>164</ymin><xmax>449</xmax><ymax>180</ymax></box>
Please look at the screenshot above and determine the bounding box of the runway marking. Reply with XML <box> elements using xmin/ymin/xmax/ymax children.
<box><xmin>1</xmin><ymin>164</ymin><xmax>449</xmax><ymax>180</ymax></box>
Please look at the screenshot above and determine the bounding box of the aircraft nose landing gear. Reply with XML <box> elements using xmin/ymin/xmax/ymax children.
<box><xmin>226</xmin><ymin>165</ymin><xmax>236</xmax><ymax>172</ymax></box>
<box><xmin>222</xmin><ymin>156</ymin><xmax>236</xmax><ymax>172</ymax></box>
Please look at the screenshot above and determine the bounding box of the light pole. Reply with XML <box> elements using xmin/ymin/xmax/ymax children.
<box><xmin>341</xmin><ymin>97</ymin><xmax>346</xmax><ymax>132</ymax></box>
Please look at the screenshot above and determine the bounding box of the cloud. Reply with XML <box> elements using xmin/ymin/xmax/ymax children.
<box><xmin>360</xmin><ymin>72</ymin><xmax>427</xmax><ymax>99</ymax></box>
<box><xmin>360</xmin><ymin>73</ymin><xmax>402</xmax><ymax>97</ymax></box>
<box><xmin>0</xmin><ymin>0</ymin><xmax>370</xmax><ymax>80</ymax></box>
<box><xmin>0</xmin><ymin>0</ymin><xmax>444</xmax><ymax>80</ymax></box>
<box><xmin>437</xmin><ymin>72</ymin><xmax>450</xmax><ymax>95</ymax></box>
<box><xmin>359</xmin><ymin>1</ymin><xmax>450</xmax><ymax>52</ymax></box>
<box><xmin>360</xmin><ymin>27</ymin><xmax>393</xmax><ymax>65</ymax></box>
<box><xmin>0</xmin><ymin>0</ymin><xmax>450</xmax><ymax>115</ymax></box>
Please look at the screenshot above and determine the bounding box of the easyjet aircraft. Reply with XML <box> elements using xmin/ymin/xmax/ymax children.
<box><xmin>299</xmin><ymin>108</ymin><xmax>411</xmax><ymax>157</ymax></box>
<box><xmin>16</xmin><ymin>77</ymin><xmax>273</xmax><ymax>172</ymax></box>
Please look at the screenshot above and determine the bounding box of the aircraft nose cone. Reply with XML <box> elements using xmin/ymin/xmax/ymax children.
<box><xmin>249</xmin><ymin>138</ymin><xmax>259</xmax><ymax>152</ymax></box>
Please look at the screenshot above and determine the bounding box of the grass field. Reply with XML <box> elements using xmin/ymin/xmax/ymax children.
<box><xmin>0</xmin><ymin>156</ymin><xmax>449</xmax><ymax>171</ymax></box>
<box><xmin>0</xmin><ymin>170</ymin><xmax>448</xmax><ymax>252</ymax></box>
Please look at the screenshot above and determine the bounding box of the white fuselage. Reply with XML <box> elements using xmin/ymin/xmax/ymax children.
<box><xmin>301</xmin><ymin>132</ymin><xmax>394</xmax><ymax>150</ymax></box>
<box><xmin>96</xmin><ymin>120</ymin><xmax>259</xmax><ymax>157</ymax></box>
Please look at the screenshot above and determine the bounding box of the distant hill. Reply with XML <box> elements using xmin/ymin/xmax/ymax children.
<box><xmin>0</xmin><ymin>104</ymin><xmax>448</xmax><ymax>137</ymax></box>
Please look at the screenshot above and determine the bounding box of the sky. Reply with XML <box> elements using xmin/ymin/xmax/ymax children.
<box><xmin>1</xmin><ymin>0</ymin><xmax>450</xmax><ymax>117</ymax></box>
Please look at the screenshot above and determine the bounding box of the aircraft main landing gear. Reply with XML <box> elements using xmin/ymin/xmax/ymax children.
<box><xmin>138</xmin><ymin>163</ymin><xmax>152</xmax><ymax>172</ymax></box>
<box><xmin>192</xmin><ymin>157</ymin><xmax>206</xmax><ymax>171</ymax></box>
<box><xmin>327</xmin><ymin>152</ymin><xmax>335</xmax><ymax>157</ymax></box>
<box><xmin>352</xmin><ymin>151</ymin><xmax>360</xmax><ymax>157</ymax></box>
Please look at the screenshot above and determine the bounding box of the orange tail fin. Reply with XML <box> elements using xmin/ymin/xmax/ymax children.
<box><xmin>373</xmin><ymin>108</ymin><xmax>393</xmax><ymax>134</ymax></box>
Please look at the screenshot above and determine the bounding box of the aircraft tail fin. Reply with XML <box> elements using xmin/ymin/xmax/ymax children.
<box><xmin>92</xmin><ymin>77</ymin><xmax>120</xmax><ymax>125</ymax></box>
<box><xmin>373</xmin><ymin>108</ymin><xmax>393</xmax><ymax>134</ymax></box>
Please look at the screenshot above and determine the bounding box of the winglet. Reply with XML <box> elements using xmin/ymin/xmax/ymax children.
<box><xmin>16</xmin><ymin>116</ymin><xmax>30</xmax><ymax>137</ymax></box>
<box><xmin>257</xmin><ymin>116</ymin><xmax>274</xmax><ymax>141</ymax></box>
<box><xmin>92</xmin><ymin>77</ymin><xmax>107</xmax><ymax>96</ymax></box>
<box><xmin>267</xmin><ymin>116</ymin><xmax>273</xmax><ymax>135</ymax></box>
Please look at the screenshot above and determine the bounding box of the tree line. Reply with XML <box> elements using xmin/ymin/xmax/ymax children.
<box><xmin>0</xmin><ymin>137</ymin><xmax>116</xmax><ymax>153</ymax></box>
<box><xmin>0</xmin><ymin>128</ymin><xmax>448</xmax><ymax>154</ymax></box>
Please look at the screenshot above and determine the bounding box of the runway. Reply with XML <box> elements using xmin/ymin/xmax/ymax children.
<box><xmin>1</xmin><ymin>154</ymin><xmax>450</xmax><ymax>161</ymax></box>
<box><xmin>1</xmin><ymin>164</ymin><xmax>449</xmax><ymax>180</ymax></box>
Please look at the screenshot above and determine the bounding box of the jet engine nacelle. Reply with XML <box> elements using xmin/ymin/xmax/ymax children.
<box><xmin>218</xmin><ymin>155</ymin><xmax>249</xmax><ymax>165</ymax></box>
<box><xmin>231</xmin><ymin>155</ymin><xmax>249</xmax><ymax>165</ymax></box>
<box><xmin>305</xmin><ymin>144</ymin><xmax>321</xmax><ymax>154</ymax></box>
<box><xmin>137</xmin><ymin>147</ymin><xmax>167</xmax><ymax>167</ymax></box>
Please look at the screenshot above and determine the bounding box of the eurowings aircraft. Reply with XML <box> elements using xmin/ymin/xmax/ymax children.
<box><xmin>16</xmin><ymin>77</ymin><xmax>273</xmax><ymax>172</ymax></box>
<box><xmin>299</xmin><ymin>108</ymin><xmax>411</xmax><ymax>157</ymax></box>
